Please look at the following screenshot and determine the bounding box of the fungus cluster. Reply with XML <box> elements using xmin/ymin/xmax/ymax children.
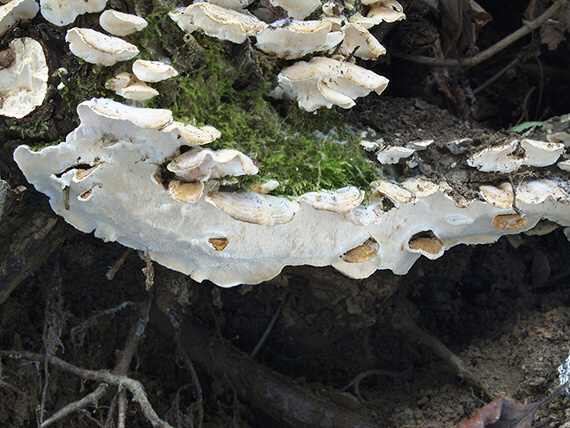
<box><xmin>14</xmin><ymin>98</ymin><xmax>570</xmax><ymax>286</ymax></box>
<box><xmin>8</xmin><ymin>0</ymin><xmax>570</xmax><ymax>287</ymax></box>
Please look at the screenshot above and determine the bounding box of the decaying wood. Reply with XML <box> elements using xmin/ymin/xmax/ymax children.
<box><xmin>150</xmin><ymin>305</ymin><xmax>381</xmax><ymax>428</ymax></box>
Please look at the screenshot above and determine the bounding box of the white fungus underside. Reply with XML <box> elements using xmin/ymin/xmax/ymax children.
<box><xmin>14</xmin><ymin>99</ymin><xmax>570</xmax><ymax>287</ymax></box>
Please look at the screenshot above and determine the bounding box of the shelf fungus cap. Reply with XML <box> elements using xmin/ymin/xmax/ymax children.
<box><xmin>0</xmin><ymin>37</ymin><xmax>48</xmax><ymax>119</ymax></box>
<box><xmin>105</xmin><ymin>72</ymin><xmax>158</xmax><ymax>101</ymax></box>
<box><xmin>277</xmin><ymin>56</ymin><xmax>389</xmax><ymax>112</ymax></box>
<box><xmin>79</xmin><ymin>97</ymin><xmax>173</xmax><ymax>129</ymax></box>
<box><xmin>206</xmin><ymin>190</ymin><xmax>300</xmax><ymax>226</ymax></box>
<box><xmin>99</xmin><ymin>9</ymin><xmax>148</xmax><ymax>36</ymax></box>
<box><xmin>132</xmin><ymin>59</ymin><xmax>178</xmax><ymax>82</ymax></box>
<box><xmin>267</xmin><ymin>0</ymin><xmax>321</xmax><ymax>20</ymax></box>
<box><xmin>376</xmin><ymin>145</ymin><xmax>414</xmax><ymax>164</ymax></box>
<box><xmin>161</xmin><ymin>122</ymin><xmax>221</xmax><ymax>146</ymax></box>
<box><xmin>519</xmin><ymin>138</ymin><xmax>564</xmax><ymax>167</ymax></box>
<box><xmin>40</xmin><ymin>0</ymin><xmax>107</xmax><ymax>26</ymax></box>
<box><xmin>255</xmin><ymin>19</ymin><xmax>332</xmax><ymax>59</ymax></box>
<box><xmin>297</xmin><ymin>187</ymin><xmax>365</xmax><ymax>213</ymax></box>
<box><xmin>339</xmin><ymin>23</ymin><xmax>386</xmax><ymax>60</ymax></box>
<box><xmin>204</xmin><ymin>0</ymin><xmax>255</xmax><ymax>10</ymax></box>
<box><xmin>170</xmin><ymin>3</ymin><xmax>267</xmax><ymax>44</ymax></box>
<box><xmin>0</xmin><ymin>0</ymin><xmax>39</xmax><ymax>36</ymax></box>
<box><xmin>467</xmin><ymin>140</ymin><xmax>521</xmax><ymax>173</ymax></box>
<box><xmin>167</xmin><ymin>147</ymin><xmax>258</xmax><ymax>182</ymax></box>
<box><xmin>66</xmin><ymin>28</ymin><xmax>139</xmax><ymax>66</ymax></box>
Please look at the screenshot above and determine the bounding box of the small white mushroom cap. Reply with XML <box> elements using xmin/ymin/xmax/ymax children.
<box><xmin>297</xmin><ymin>187</ymin><xmax>365</xmax><ymax>213</ymax></box>
<box><xmin>66</xmin><ymin>28</ymin><xmax>139</xmax><ymax>66</ymax></box>
<box><xmin>376</xmin><ymin>146</ymin><xmax>415</xmax><ymax>164</ymax></box>
<box><xmin>267</xmin><ymin>0</ymin><xmax>321</xmax><ymax>20</ymax></box>
<box><xmin>558</xmin><ymin>159</ymin><xmax>570</xmax><ymax>171</ymax></box>
<box><xmin>99</xmin><ymin>9</ymin><xmax>148</xmax><ymax>36</ymax></box>
<box><xmin>0</xmin><ymin>37</ymin><xmax>48</xmax><ymax>119</ymax></box>
<box><xmin>161</xmin><ymin>122</ymin><xmax>221</xmax><ymax>146</ymax></box>
<box><xmin>339</xmin><ymin>23</ymin><xmax>386</xmax><ymax>60</ymax></box>
<box><xmin>350</xmin><ymin>0</ymin><xmax>406</xmax><ymax>28</ymax></box>
<box><xmin>40</xmin><ymin>0</ymin><xmax>107</xmax><ymax>26</ymax></box>
<box><xmin>167</xmin><ymin>147</ymin><xmax>258</xmax><ymax>182</ymax></box>
<box><xmin>204</xmin><ymin>0</ymin><xmax>255</xmax><ymax>10</ymax></box>
<box><xmin>169</xmin><ymin>3</ymin><xmax>267</xmax><ymax>44</ymax></box>
<box><xmin>105</xmin><ymin>72</ymin><xmax>158</xmax><ymax>101</ymax></box>
<box><xmin>371</xmin><ymin>180</ymin><xmax>416</xmax><ymax>206</ymax></box>
<box><xmin>80</xmin><ymin>97</ymin><xmax>173</xmax><ymax>129</ymax></box>
<box><xmin>255</xmin><ymin>19</ymin><xmax>332</xmax><ymax>59</ymax></box>
<box><xmin>132</xmin><ymin>59</ymin><xmax>178</xmax><ymax>82</ymax></box>
<box><xmin>277</xmin><ymin>56</ymin><xmax>389</xmax><ymax>112</ymax></box>
<box><xmin>0</xmin><ymin>0</ymin><xmax>38</xmax><ymax>36</ymax></box>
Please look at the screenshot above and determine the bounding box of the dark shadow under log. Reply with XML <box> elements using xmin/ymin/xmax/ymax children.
<box><xmin>150</xmin><ymin>305</ymin><xmax>380</xmax><ymax>428</ymax></box>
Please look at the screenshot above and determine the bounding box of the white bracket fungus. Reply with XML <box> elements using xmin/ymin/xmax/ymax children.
<box><xmin>376</xmin><ymin>145</ymin><xmax>415</xmax><ymax>164</ymax></box>
<box><xmin>66</xmin><ymin>28</ymin><xmax>139</xmax><ymax>66</ymax></box>
<box><xmin>0</xmin><ymin>37</ymin><xmax>48</xmax><ymax>119</ymax></box>
<box><xmin>468</xmin><ymin>139</ymin><xmax>565</xmax><ymax>172</ymax></box>
<box><xmin>105</xmin><ymin>72</ymin><xmax>158</xmax><ymax>101</ymax></box>
<box><xmin>350</xmin><ymin>0</ymin><xmax>406</xmax><ymax>28</ymax></box>
<box><xmin>40</xmin><ymin>0</ymin><xmax>107</xmax><ymax>26</ymax></box>
<box><xmin>267</xmin><ymin>0</ymin><xmax>321</xmax><ymax>20</ymax></box>
<box><xmin>204</xmin><ymin>0</ymin><xmax>255</xmax><ymax>10</ymax></box>
<box><xmin>13</xmin><ymin>99</ymin><xmax>570</xmax><ymax>286</ymax></box>
<box><xmin>132</xmin><ymin>60</ymin><xmax>178</xmax><ymax>83</ymax></box>
<box><xmin>255</xmin><ymin>19</ymin><xmax>332</xmax><ymax>60</ymax></box>
<box><xmin>277</xmin><ymin>57</ymin><xmax>389</xmax><ymax>112</ymax></box>
<box><xmin>338</xmin><ymin>23</ymin><xmax>386</xmax><ymax>60</ymax></box>
<box><xmin>0</xmin><ymin>0</ymin><xmax>38</xmax><ymax>37</ymax></box>
<box><xmin>99</xmin><ymin>9</ymin><xmax>148</xmax><ymax>37</ymax></box>
<box><xmin>170</xmin><ymin>3</ymin><xmax>267</xmax><ymax>44</ymax></box>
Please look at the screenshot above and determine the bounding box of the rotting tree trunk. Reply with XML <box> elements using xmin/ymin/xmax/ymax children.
<box><xmin>150</xmin><ymin>305</ymin><xmax>380</xmax><ymax>428</ymax></box>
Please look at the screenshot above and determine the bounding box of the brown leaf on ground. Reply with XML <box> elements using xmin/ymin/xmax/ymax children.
<box><xmin>540</xmin><ymin>21</ymin><xmax>566</xmax><ymax>50</ymax></box>
<box><xmin>456</xmin><ymin>397</ymin><xmax>538</xmax><ymax>428</ymax></box>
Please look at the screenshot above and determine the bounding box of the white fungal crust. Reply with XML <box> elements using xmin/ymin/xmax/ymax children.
<box><xmin>255</xmin><ymin>19</ymin><xmax>332</xmax><ymax>59</ymax></box>
<box><xmin>278</xmin><ymin>57</ymin><xmax>389</xmax><ymax>112</ymax></box>
<box><xmin>13</xmin><ymin>98</ymin><xmax>570</xmax><ymax>287</ymax></box>
<box><xmin>167</xmin><ymin>147</ymin><xmax>258</xmax><ymax>182</ymax></box>
<box><xmin>40</xmin><ymin>0</ymin><xmax>107</xmax><ymax>26</ymax></box>
<box><xmin>267</xmin><ymin>0</ymin><xmax>321</xmax><ymax>20</ymax></box>
<box><xmin>0</xmin><ymin>0</ymin><xmax>39</xmax><ymax>37</ymax></box>
<box><xmin>0</xmin><ymin>37</ymin><xmax>48</xmax><ymax>119</ymax></box>
<box><xmin>99</xmin><ymin>9</ymin><xmax>148</xmax><ymax>36</ymax></box>
<box><xmin>66</xmin><ymin>28</ymin><xmax>139</xmax><ymax>66</ymax></box>
<box><xmin>169</xmin><ymin>3</ymin><xmax>267</xmax><ymax>44</ymax></box>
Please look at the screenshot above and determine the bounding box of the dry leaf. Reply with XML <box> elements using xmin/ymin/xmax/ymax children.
<box><xmin>456</xmin><ymin>397</ymin><xmax>538</xmax><ymax>428</ymax></box>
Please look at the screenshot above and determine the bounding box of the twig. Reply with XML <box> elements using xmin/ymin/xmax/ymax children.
<box><xmin>40</xmin><ymin>383</ymin><xmax>107</xmax><ymax>427</ymax></box>
<box><xmin>394</xmin><ymin>0</ymin><xmax>568</xmax><ymax>69</ymax></box>
<box><xmin>106</xmin><ymin>248</ymin><xmax>134</xmax><ymax>280</ymax></box>
<box><xmin>341</xmin><ymin>367</ymin><xmax>412</xmax><ymax>403</ymax></box>
<box><xmin>0</xmin><ymin>350</ymin><xmax>174</xmax><ymax>428</ymax></box>
<box><xmin>171</xmin><ymin>314</ymin><xmax>204</xmax><ymax>428</ymax></box>
<box><xmin>250</xmin><ymin>288</ymin><xmax>289</xmax><ymax>358</ymax></box>
<box><xmin>473</xmin><ymin>52</ymin><xmax>525</xmax><ymax>96</ymax></box>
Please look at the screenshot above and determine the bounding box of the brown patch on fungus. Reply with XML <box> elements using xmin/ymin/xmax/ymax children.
<box><xmin>341</xmin><ymin>238</ymin><xmax>379</xmax><ymax>263</ymax></box>
<box><xmin>208</xmin><ymin>237</ymin><xmax>229</xmax><ymax>251</ymax></box>
<box><xmin>408</xmin><ymin>231</ymin><xmax>444</xmax><ymax>256</ymax></box>
<box><xmin>168</xmin><ymin>180</ymin><xmax>204</xmax><ymax>203</ymax></box>
<box><xmin>492</xmin><ymin>214</ymin><xmax>528</xmax><ymax>230</ymax></box>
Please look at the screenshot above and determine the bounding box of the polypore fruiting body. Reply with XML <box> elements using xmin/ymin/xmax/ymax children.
<box><xmin>277</xmin><ymin>57</ymin><xmax>389</xmax><ymax>112</ymax></box>
<box><xmin>267</xmin><ymin>0</ymin><xmax>321</xmax><ymax>20</ymax></box>
<box><xmin>339</xmin><ymin>23</ymin><xmax>386</xmax><ymax>60</ymax></box>
<box><xmin>40</xmin><ymin>0</ymin><xmax>106</xmax><ymax>26</ymax></box>
<box><xmin>0</xmin><ymin>0</ymin><xmax>38</xmax><ymax>36</ymax></box>
<box><xmin>99</xmin><ymin>10</ymin><xmax>148</xmax><ymax>36</ymax></box>
<box><xmin>132</xmin><ymin>60</ymin><xmax>178</xmax><ymax>82</ymax></box>
<box><xmin>170</xmin><ymin>3</ymin><xmax>266</xmax><ymax>44</ymax></box>
<box><xmin>205</xmin><ymin>0</ymin><xmax>255</xmax><ymax>10</ymax></box>
<box><xmin>13</xmin><ymin>99</ymin><xmax>570</xmax><ymax>286</ymax></box>
<box><xmin>66</xmin><ymin>28</ymin><xmax>139</xmax><ymax>66</ymax></box>
<box><xmin>255</xmin><ymin>19</ymin><xmax>332</xmax><ymax>59</ymax></box>
<box><xmin>105</xmin><ymin>72</ymin><xmax>158</xmax><ymax>101</ymax></box>
<box><xmin>0</xmin><ymin>37</ymin><xmax>48</xmax><ymax>119</ymax></box>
